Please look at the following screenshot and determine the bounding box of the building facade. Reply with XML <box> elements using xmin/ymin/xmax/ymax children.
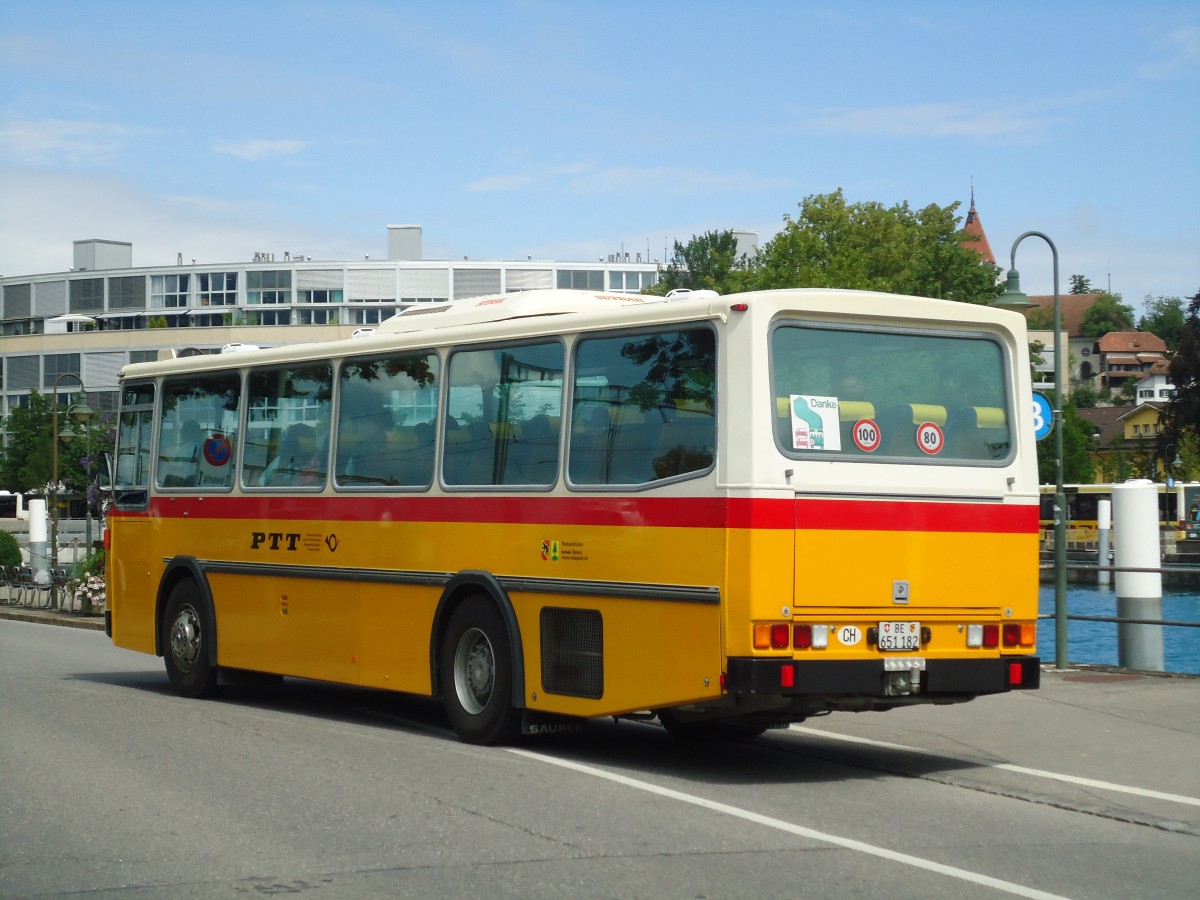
<box><xmin>0</xmin><ymin>226</ymin><xmax>663</xmax><ymax>422</ymax></box>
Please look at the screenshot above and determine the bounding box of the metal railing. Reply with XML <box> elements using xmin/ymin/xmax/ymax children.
<box><xmin>1039</xmin><ymin>561</ymin><xmax>1200</xmax><ymax>631</ymax></box>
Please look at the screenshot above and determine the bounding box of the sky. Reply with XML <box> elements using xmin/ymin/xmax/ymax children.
<box><xmin>1</xmin><ymin>1</ymin><xmax>1197</xmax><ymax>313</ymax></box>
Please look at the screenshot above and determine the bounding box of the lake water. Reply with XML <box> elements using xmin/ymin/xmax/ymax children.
<box><xmin>1037</xmin><ymin>585</ymin><xmax>1200</xmax><ymax>674</ymax></box>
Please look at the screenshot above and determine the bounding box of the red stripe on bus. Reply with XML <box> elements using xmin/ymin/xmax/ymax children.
<box><xmin>120</xmin><ymin>495</ymin><xmax>1036</xmax><ymax>534</ymax></box>
<box><xmin>790</xmin><ymin>498</ymin><xmax>1037</xmax><ymax>534</ymax></box>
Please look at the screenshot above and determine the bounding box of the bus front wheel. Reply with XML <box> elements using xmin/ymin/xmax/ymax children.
<box><xmin>162</xmin><ymin>580</ymin><xmax>219</xmax><ymax>698</ymax></box>
<box><xmin>440</xmin><ymin>596</ymin><xmax>520</xmax><ymax>745</ymax></box>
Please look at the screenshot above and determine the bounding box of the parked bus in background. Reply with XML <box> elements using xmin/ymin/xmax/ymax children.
<box><xmin>105</xmin><ymin>287</ymin><xmax>1040</xmax><ymax>744</ymax></box>
<box><xmin>1039</xmin><ymin>482</ymin><xmax>1200</xmax><ymax>542</ymax></box>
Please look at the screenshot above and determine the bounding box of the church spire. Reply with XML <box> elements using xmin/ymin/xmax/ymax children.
<box><xmin>962</xmin><ymin>184</ymin><xmax>995</xmax><ymax>264</ymax></box>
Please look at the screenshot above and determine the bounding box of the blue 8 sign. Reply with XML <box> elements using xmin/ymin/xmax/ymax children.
<box><xmin>1032</xmin><ymin>392</ymin><xmax>1054</xmax><ymax>441</ymax></box>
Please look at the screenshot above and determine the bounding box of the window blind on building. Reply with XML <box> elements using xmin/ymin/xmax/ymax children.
<box><xmin>33</xmin><ymin>280</ymin><xmax>68</xmax><ymax>317</ymax></box>
<box><xmin>84</xmin><ymin>352</ymin><xmax>125</xmax><ymax>390</ymax></box>
<box><xmin>296</xmin><ymin>270</ymin><xmax>344</xmax><ymax>290</ymax></box>
<box><xmin>4</xmin><ymin>284</ymin><xmax>32</xmax><ymax>319</ymax></box>
<box><xmin>7</xmin><ymin>355</ymin><xmax>39</xmax><ymax>390</ymax></box>
<box><xmin>504</xmin><ymin>269</ymin><xmax>553</xmax><ymax>292</ymax></box>
<box><xmin>347</xmin><ymin>269</ymin><xmax>396</xmax><ymax>300</ymax></box>
<box><xmin>453</xmin><ymin>268</ymin><xmax>501</xmax><ymax>300</ymax></box>
<box><xmin>397</xmin><ymin>269</ymin><xmax>450</xmax><ymax>299</ymax></box>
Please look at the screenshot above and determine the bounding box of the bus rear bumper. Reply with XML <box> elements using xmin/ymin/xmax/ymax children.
<box><xmin>725</xmin><ymin>656</ymin><xmax>1041</xmax><ymax>698</ymax></box>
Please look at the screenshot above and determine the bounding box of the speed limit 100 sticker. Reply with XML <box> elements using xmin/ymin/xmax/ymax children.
<box><xmin>916</xmin><ymin>421</ymin><xmax>944</xmax><ymax>455</ymax></box>
<box><xmin>852</xmin><ymin>419</ymin><xmax>881</xmax><ymax>452</ymax></box>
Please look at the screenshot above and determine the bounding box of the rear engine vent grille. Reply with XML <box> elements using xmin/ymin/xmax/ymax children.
<box><xmin>540</xmin><ymin>607</ymin><xmax>603</xmax><ymax>699</ymax></box>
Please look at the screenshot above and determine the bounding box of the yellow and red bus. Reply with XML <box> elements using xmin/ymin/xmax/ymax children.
<box><xmin>105</xmin><ymin>287</ymin><xmax>1040</xmax><ymax>744</ymax></box>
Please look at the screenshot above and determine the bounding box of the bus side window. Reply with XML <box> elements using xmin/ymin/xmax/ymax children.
<box><xmin>247</xmin><ymin>363</ymin><xmax>332</xmax><ymax>489</ymax></box>
<box><xmin>571</xmin><ymin>326</ymin><xmax>715</xmax><ymax>487</ymax></box>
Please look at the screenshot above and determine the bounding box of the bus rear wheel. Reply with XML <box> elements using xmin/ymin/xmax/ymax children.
<box><xmin>440</xmin><ymin>596</ymin><xmax>520</xmax><ymax>745</ymax></box>
<box><xmin>162</xmin><ymin>580</ymin><xmax>219</xmax><ymax>698</ymax></box>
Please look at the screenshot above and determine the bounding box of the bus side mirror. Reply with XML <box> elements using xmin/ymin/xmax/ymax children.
<box><xmin>98</xmin><ymin>451</ymin><xmax>114</xmax><ymax>494</ymax></box>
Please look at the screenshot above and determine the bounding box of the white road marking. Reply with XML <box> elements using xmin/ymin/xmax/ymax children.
<box><xmin>788</xmin><ymin>725</ymin><xmax>1200</xmax><ymax>808</ymax></box>
<box><xmin>509</xmin><ymin>746</ymin><xmax>1071</xmax><ymax>900</ymax></box>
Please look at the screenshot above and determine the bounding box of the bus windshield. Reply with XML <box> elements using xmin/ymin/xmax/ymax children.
<box><xmin>771</xmin><ymin>322</ymin><xmax>1012</xmax><ymax>462</ymax></box>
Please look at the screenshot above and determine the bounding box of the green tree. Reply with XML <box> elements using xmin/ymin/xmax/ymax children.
<box><xmin>644</xmin><ymin>230</ymin><xmax>750</xmax><ymax>296</ymax></box>
<box><xmin>1171</xmin><ymin>428</ymin><xmax>1200</xmax><ymax>481</ymax></box>
<box><xmin>1036</xmin><ymin>395</ymin><xmax>1095</xmax><ymax>484</ymax></box>
<box><xmin>1025</xmin><ymin>306</ymin><xmax>1053</xmax><ymax>329</ymax></box>
<box><xmin>1138</xmin><ymin>294</ymin><xmax>1186</xmax><ymax>350</ymax></box>
<box><xmin>0</xmin><ymin>392</ymin><xmax>113</xmax><ymax>504</ymax></box>
<box><xmin>743</xmin><ymin>189</ymin><xmax>1000</xmax><ymax>303</ymax></box>
<box><xmin>1079</xmin><ymin>291</ymin><xmax>1135</xmax><ymax>337</ymax></box>
<box><xmin>1162</xmin><ymin>291</ymin><xmax>1200</xmax><ymax>448</ymax></box>
<box><xmin>0</xmin><ymin>392</ymin><xmax>57</xmax><ymax>492</ymax></box>
<box><xmin>1069</xmin><ymin>274</ymin><xmax>1094</xmax><ymax>294</ymax></box>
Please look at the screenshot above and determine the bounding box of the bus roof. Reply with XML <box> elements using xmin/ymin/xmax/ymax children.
<box><xmin>376</xmin><ymin>288</ymin><xmax>672</xmax><ymax>333</ymax></box>
<box><xmin>118</xmin><ymin>287</ymin><xmax>1024</xmax><ymax>381</ymax></box>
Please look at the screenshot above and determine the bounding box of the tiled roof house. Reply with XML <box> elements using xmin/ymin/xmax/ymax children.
<box><xmin>1096</xmin><ymin>331</ymin><xmax>1168</xmax><ymax>391</ymax></box>
<box><xmin>1021</xmin><ymin>293</ymin><xmax>1103</xmax><ymax>384</ymax></box>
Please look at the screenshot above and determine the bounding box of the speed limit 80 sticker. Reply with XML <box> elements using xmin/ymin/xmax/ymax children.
<box><xmin>916</xmin><ymin>421</ymin><xmax>944</xmax><ymax>455</ymax></box>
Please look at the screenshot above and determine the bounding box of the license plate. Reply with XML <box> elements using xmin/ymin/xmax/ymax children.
<box><xmin>878</xmin><ymin>621</ymin><xmax>920</xmax><ymax>651</ymax></box>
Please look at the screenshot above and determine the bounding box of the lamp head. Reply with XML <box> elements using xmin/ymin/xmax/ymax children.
<box><xmin>995</xmin><ymin>268</ymin><xmax>1036</xmax><ymax>311</ymax></box>
<box><xmin>67</xmin><ymin>396</ymin><xmax>95</xmax><ymax>425</ymax></box>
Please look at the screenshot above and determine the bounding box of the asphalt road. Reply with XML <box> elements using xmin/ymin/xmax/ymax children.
<box><xmin>2</xmin><ymin>618</ymin><xmax>1198</xmax><ymax>899</ymax></box>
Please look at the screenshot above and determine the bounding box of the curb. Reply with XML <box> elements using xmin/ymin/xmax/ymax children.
<box><xmin>0</xmin><ymin>606</ymin><xmax>105</xmax><ymax>631</ymax></box>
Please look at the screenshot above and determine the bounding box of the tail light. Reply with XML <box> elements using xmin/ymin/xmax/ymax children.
<box><xmin>753</xmin><ymin>624</ymin><xmax>771</xmax><ymax>649</ymax></box>
<box><xmin>770</xmin><ymin>623</ymin><xmax>790</xmax><ymax>649</ymax></box>
<box><xmin>793</xmin><ymin>625</ymin><xmax>812</xmax><ymax>649</ymax></box>
<box><xmin>982</xmin><ymin>624</ymin><xmax>999</xmax><ymax>648</ymax></box>
<box><xmin>1002</xmin><ymin>623</ymin><xmax>1021</xmax><ymax>647</ymax></box>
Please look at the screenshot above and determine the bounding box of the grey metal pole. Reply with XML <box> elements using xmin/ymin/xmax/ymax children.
<box><xmin>1009</xmin><ymin>231</ymin><xmax>1068</xmax><ymax>668</ymax></box>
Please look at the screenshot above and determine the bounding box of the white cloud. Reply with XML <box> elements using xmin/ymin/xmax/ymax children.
<box><xmin>1140</xmin><ymin>24</ymin><xmax>1200</xmax><ymax>79</ymax></box>
<box><xmin>0</xmin><ymin>118</ymin><xmax>145</xmax><ymax>165</ymax></box>
<box><xmin>801</xmin><ymin>101</ymin><xmax>1064</xmax><ymax>143</ymax></box>
<box><xmin>0</xmin><ymin>168</ymin><xmax>362</xmax><ymax>277</ymax></box>
<box><xmin>212</xmin><ymin>138</ymin><xmax>307</xmax><ymax>161</ymax></box>
<box><xmin>466</xmin><ymin>162</ymin><xmax>783</xmax><ymax>196</ymax></box>
<box><xmin>465</xmin><ymin>173</ymin><xmax>536</xmax><ymax>192</ymax></box>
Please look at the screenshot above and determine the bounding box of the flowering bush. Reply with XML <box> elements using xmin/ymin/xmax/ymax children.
<box><xmin>75</xmin><ymin>573</ymin><xmax>106</xmax><ymax>614</ymax></box>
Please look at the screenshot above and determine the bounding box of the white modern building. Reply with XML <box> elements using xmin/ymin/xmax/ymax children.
<box><xmin>0</xmin><ymin>225</ymin><xmax>675</xmax><ymax>420</ymax></box>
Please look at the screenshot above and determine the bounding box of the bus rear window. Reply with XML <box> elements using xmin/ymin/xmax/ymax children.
<box><xmin>770</xmin><ymin>323</ymin><xmax>1012</xmax><ymax>463</ymax></box>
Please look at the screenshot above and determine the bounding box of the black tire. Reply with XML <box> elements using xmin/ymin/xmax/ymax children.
<box><xmin>162</xmin><ymin>580</ymin><xmax>219</xmax><ymax>698</ymax></box>
<box><xmin>440</xmin><ymin>596</ymin><xmax>521</xmax><ymax>745</ymax></box>
<box><xmin>657</xmin><ymin>710</ymin><xmax>767</xmax><ymax>742</ymax></box>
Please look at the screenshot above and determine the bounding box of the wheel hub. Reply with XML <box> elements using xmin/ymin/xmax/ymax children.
<box><xmin>454</xmin><ymin>627</ymin><xmax>494</xmax><ymax>714</ymax></box>
<box><xmin>169</xmin><ymin>606</ymin><xmax>202</xmax><ymax>672</ymax></box>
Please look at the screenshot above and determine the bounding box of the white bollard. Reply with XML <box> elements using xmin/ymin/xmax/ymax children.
<box><xmin>1111</xmin><ymin>480</ymin><xmax>1164</xmax><ymax>671</ymax></box>
<box><xmin>27</xmin><ymin>498</ymin><xmax>48</xmax><ymax>586</ymax></box>
<box><xmin>1096</xmin><ymin>499</ymin><xmax>1112</xmax><ymax>587</ymax></box>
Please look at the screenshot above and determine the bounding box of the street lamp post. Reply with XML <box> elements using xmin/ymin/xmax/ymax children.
<box><xmin>50</xmin><ymin>373</ymin><xmax>96</xmax><ymax>609</ymax></box>
<box><xmin>994</xmin><ymin>231</ymin><xmax>1068</xmax><ymax>669</ymax></box>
